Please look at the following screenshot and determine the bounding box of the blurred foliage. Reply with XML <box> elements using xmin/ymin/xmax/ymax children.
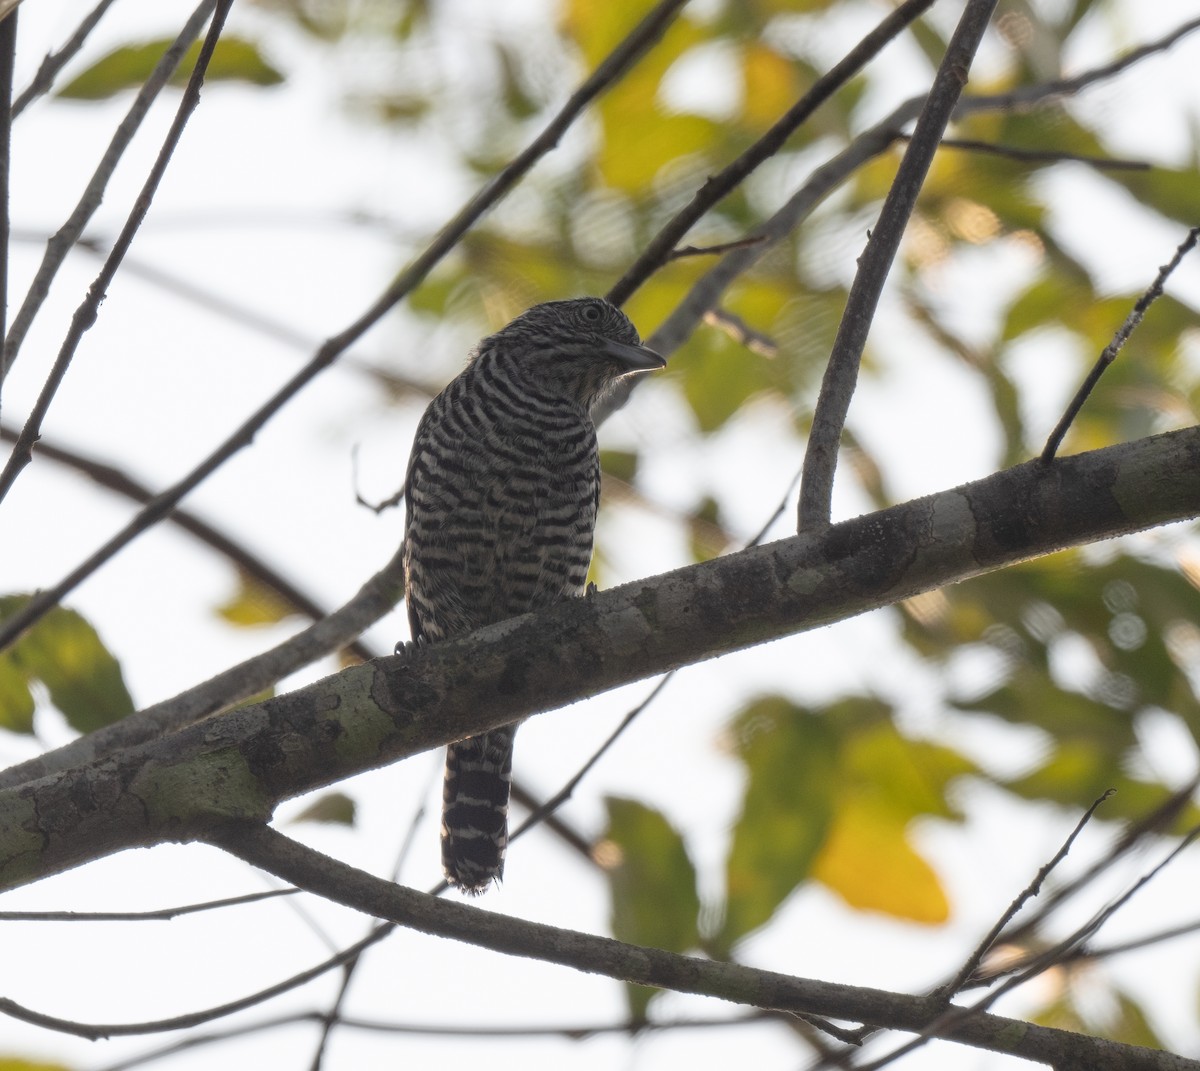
<box><xmin>291</xmin><ymin>791</ymin><xmax>358</xmax><ymax>825</ymax></box>
<box><xmin>0</xmin><ymin>1060</ymin><xmax>74</xmax><ymax>1071</ymax></box>
<box><xmin>602</xmin><ymin>796</ymin><xmax>701</xmax><ymax>1020</ymax></box>
<box><xmin>57</xmin><ymin>37</ymin><xmax>284</xmax><ymax>99</ymax></box>
<box><xmin>0</xmin><ymin>596</ymin><xmax>133</xmax><ymax>734</ymax></box>
<box><xmin>216</xmin><ymin>570</ymin><xmax>299</xmax><ymax>628</ymax></box>
<box><xmin>31</xmin><ymin>0</ymin><xmax>1200</xmax><ymax>1052</ymax></box>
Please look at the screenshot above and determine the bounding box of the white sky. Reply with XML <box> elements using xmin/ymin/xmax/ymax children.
<box><xmin>1</xmin><ymin>2</ymin><xmax>1199</xmax><ymax>1070</ymax></box>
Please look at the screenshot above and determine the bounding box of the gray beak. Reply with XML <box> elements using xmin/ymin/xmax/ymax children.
<box><xmin>601</xmin><ymin>338</ymin><xmax>666</xmax><ymax>372</ymax></box>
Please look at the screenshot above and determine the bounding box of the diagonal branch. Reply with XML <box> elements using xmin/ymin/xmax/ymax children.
<box><xmin>605</xmin><ymin>0</ymin><xmax>939</xmax><ymax>307</ymax></box>
<box><xmin>12</xmin><ymin>0</ymin><xmax>119</xmax><ymax>115</ymax></box>
<box><xmin>1</xmin><ymin>0</ymin><xmax>216</xmax><ymax>377</ymax></box>
<box><xmin>0</xmin><ymin>420</ymin><xmax>377</xmax><ymax>664</ymax></box>
<box><xmin>798</xmin><ymin>0</ymin><xmax>998</xmax><ymax>531</ymax></box>
<box><xmin>0</xmin><ymin>0</ymin><xmax>688</xmax><ymax>655</ymax></box>
<box><xmin>0</xmin><ymin>0</ymin><xmax>232</xmax><ymax>505</ymax></box>
<box><xmin>2</xmin><ymin>424</ymin><xmax>1199</xmax><ymax>884</ymax></box>
<box><xmin>596</xmin><ymin>15</ymin><xmax>1200</xmax><ymax>426</ymax></box>
<box><xmin>211</xmin><ymin>822</ymin><xmax>1198</xmax><ymax>1071</ymax></box>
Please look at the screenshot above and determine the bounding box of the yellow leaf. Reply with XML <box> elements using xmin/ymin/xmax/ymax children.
<box><xmin>742</xmin><ymin>43</ymin><xmax>802</xmax><ymax>129</ymax></box>
<box><xmin>811</xmin><ymin>798</ymin><xmax>948</xmax><ymax>923</ymax></box>
<box><xmin>216</xmin><ymin>572</ymin><xmax>296</xmax><ymax>628</ymax></box>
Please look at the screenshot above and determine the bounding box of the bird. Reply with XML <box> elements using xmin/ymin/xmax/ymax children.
<box><xmin>402</xmin><ymin>297</ymin><xmax>664</xmax><ymax>894</ymax></box>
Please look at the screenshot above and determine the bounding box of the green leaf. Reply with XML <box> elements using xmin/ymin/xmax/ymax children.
<box><xmin>599</xmin><ymin>449</ymin><xmax>638</xmax><ymax>483</ymax></box>
<box><xmin>0</xmin><ymin>596</ymin><xmax>134</xmax><ymax>734</ymax></box>
<box><xmin>58</xmin><ymin>37</ymin><xmax>283</xmax><ymax>100</ymax></box>
<box><xmin>602</xmin><ymin>797</ymin><xmax>701</xmax><ymax>1021</ymax></box>
<box><xmin>0</xmin><ymin>655</ymin><xmax>35</xmax><ymax>734</ymax></box>
<box><xmin>1003</xmin><ymin>742</ymin><xmax>1200</xmax><ymax>830</ymax></box>
<box><xmin>715</xmin><ymin>697</ymin><xmax>838</xmax><ymax>955</ymax></box>
<box><xmin>291</xmin><ymin>792</ymin><xmax>356</xmax><ymax>825</ymax></box>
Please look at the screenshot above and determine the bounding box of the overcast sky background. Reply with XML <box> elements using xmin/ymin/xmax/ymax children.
<box><xmin>1</xmin><ymin>1</ymin><xmax>1199</xmax><ymax>1069</ymax></box>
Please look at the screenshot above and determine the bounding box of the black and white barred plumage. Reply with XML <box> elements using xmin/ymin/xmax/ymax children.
<box><xmin>403</xmin><ymin>298</ymin><xmax>664</xmax><ymax>894</ymax></box>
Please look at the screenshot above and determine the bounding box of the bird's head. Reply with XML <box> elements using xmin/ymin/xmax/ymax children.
<box><xmin>481</xmin><ymin>298</ymin><xmax>665</xmax><ymax>409</ymax></box>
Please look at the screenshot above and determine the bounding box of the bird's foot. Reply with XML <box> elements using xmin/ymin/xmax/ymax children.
<box><xmin>393</xmin><ymin>635</ymin><xmax>425</xmax><ymax>661</ymax></box>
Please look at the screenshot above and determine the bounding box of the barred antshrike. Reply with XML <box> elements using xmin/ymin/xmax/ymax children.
<box><xmin>402</xmin><ymin>298</ymin><xmax>664</xmax><ymax>894</ymax></box>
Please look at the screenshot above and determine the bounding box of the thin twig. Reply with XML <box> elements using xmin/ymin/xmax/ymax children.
<box><xmin>11</xmin><ymin>0</ymin><xmax>119</xmax><ymax>116</ymax></box>
<box><xmin>596</xmin><ymin>15</ymin><xmax>1200</xmax><ymax>428</ymax></box>
<box><xmin>668</xmin><ymin>236</ymin><xmax>769</xmax><ymax>260</ymax></box>
<box><xmin>216</xmin><ymin>822</ymin><xmax>1197</xmax><ymax>1071</ymax></box>
<box><xmin>98</xmin><ymin>1010</ymin><xmax>772</xmax><ymax>1071</ymax></box>
<box><xmin>993</xmin><ymin>773</ymin><xmax>1200</xmax><ymax>955</ymax></box>
<box><xmin>798</xmin><ymin>0</ymin><xmax>999</xmax><ymax>531</ymax></box>
<box><xmin>0</xmin><ymin>0</ymin><xmax>688</xmax><ymax>655</ymax></box>
<box><xmin>304</xmin><ymin>755</ymin><xmax>440</xmax><ymax>1071</ymax></box>
<box><xmin>0</xmin><ymin>1</ymin><xmax>230</xmax><ymax>511</ymax></box>
<box><xmin>1041</xmin><ymin>225</ymin><xmax>1200</xmax><ymax>463</ymax></box>
<box><xmin>0</xmin><ymin>0</ymin><xmax>216</xmax><ymax>378</ymax></box>
<box><xmin>845</xmin><ymin>825</ymin><xmax>1200</xmax><ymax>1071</ymax></box>
<box><xmin>351</xmin><ymin>442</ymin><xmax>406</xmax><ymax>515</ymax></box>
<box><xmin>894</xmin><ymin>131</ymin><xmax>1152</xmax><ymax>170</ymax></box>
<box><xmin>609</xmin><ymin>0</ymin><xmax>936</xmax><ymax>304</ymax></box>
<box><xmin>510</xmin><ymin>674</ymin><xmax>675</xmax><ymax>844</ymax></box>
<box><xmin>606</xmin><ymin>0</ymin><xmax>939</xmax><ymax>307</ymax></box>
<box><xmin>0</xmin><ymin>4</ymin><xmax>14</xmax><ymax>417</ymax></box>
<box><xmin>0</xmin><ymin>421</ymin><xmax>376</xmax><ymax>663</ymax></box>
<box><xmin>0</xmin><ymin>888</ymin><xmax>296</xmax><ymax>922</ymax></box>
<box><xmin>936</xmin><ymin>790</ymin><xmax>1112</xmax><ymax>999</ymax></box>
<box><xmin>0</xmin><ymin>923</ymin><xmax>394</xmax><ymax>1039</ymax></box>
<box><xmin>703</xmin><ymin>306</ymin><xmax>778</xmax><ymax>357</ymax></box>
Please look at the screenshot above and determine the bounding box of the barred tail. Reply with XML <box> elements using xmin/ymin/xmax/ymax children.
<box><xmin>441</xmin><ymin>726</ymin><xmax>516</xmax><ymax>894</ymax></box>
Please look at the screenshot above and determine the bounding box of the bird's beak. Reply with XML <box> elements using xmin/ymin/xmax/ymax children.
<box><xmin>601</xmin><ymin>338</ymin><xmax>666</xmax><ymax>372</ymax></box>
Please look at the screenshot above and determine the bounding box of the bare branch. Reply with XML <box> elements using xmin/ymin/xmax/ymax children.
<box><xmin>212</xmin><ymin>823</ymin><xmax>1199</xmax><ymax>1071</ymax></box>
<box><xmin>0</xmin><ymin>0</ymin><xmax>231</xmax><ymax>506</ymax></box>
<box><xmin>99</xmin><ymin>1009</ymin><xmax>772</xmax><ymax>1071</ymax></box>
<box><xmin>798</xmin><ymin>0</ymin><xmax>999</xmax><ymax>531</ymax></box>
<box><xmin>0</xmin><ymin>544</ymin><xmax>405</xmax><ymax>791</ymax></box>
<box><xmin>896</xmin><ymin>132</ymin><xmax>1151</xmax><ymax>171</ymax></box>
<box><xmin>597</xmin><ymin>14</ymin><xmax>1200</xmax><ymax>426</ymax></box>
<box><xmin>605</xmin><ymin>0</ymin><xmax>939</xmax><ymax>307</ymax></box>
<box><xmin>0</xmin><ymin>0</ymin><xmax>689</xmax><ymax>654</ymax></box>
<box><xmin>0</xmin><ymin>4</ymin><xmax>13</xmax><ymax>414</ymax></box>
<box><xmin>11</xmin><ymin>0</ymin><xmax>119</xmax><ymax>115</ymax></box>
<box><xmin>991</xmin><ymin>774</ymin><xmax>1200</xmax><ymax>958</ymax></box>
<box><xmin>4</xmin><ymin>426</ymin><xmax>1200</xmax><ymax>883</ymax></box>
<box><xmin>0</xmin><ymin>922</ymin><xmax>393</xmax><ymax>1039</ymax></box>
<box><xmin>0</xmin><ymin>0</ymin><xmax>217</xmax><ymax>377</ymax></box>
<box><xmin>937</xmin><ymin>790</ymin><xmax>1113</xmax><ymax>999</ymax></box>
<box><xmin>847</xmin><ymin>824</ymin><xmax>1200</xmax><ymax>1071</ymax></box>
<box><xmin>0</xmin><ymin>420</ymin><xmax>377</xmax><ymax>663</ymax></box>
<box><xmin>1042</xmin><ymin>225</ymin><xmax>1200</xmax><ymax>462</ymax></box>
<box><xmin>0</xmin><ymin>888</ymin><xmax>296</xmax><ymax>922</ymax></box>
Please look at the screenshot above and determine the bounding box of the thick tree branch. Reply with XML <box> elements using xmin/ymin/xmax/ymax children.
<box><xmin>1</xmin><ymin>426</ymin><xmax>1198</xmax><ymax>887</ymax></box>
<box><xmin>210</xmin><ymin>823</ymin><xmax>1197</xmax><ymax>1071</ymax></box>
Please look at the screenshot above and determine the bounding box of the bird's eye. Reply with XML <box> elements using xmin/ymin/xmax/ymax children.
<box><xmin>581</xmin><ymin>302</ymin><xmax>603</xmax><ymax>322</ymax></box>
